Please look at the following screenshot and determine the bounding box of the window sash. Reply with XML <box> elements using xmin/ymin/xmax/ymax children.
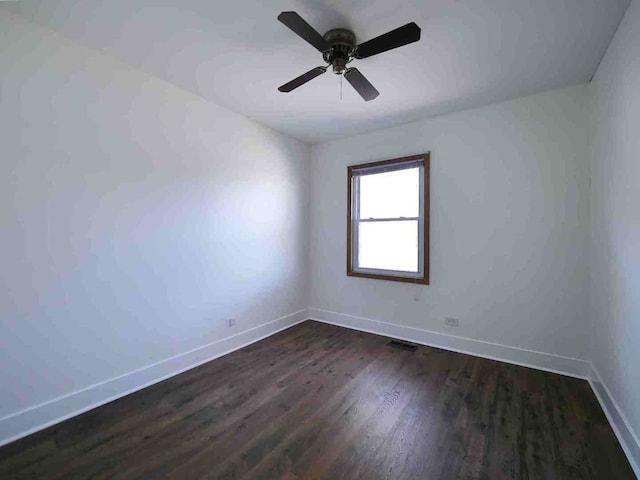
<box><xmin>357</xmin><ymin>217</ymin><xmax>420</xmax><ymax>222</ymax></box>
<box><xmin>350</xmin><ymin>161</ymin><xmax>425</xmax><ymax>277</ymax></box>
<box><xmin>350</xmin><ymin>159</ymin><xmax>423</xmax><ymax>177</ymax></box>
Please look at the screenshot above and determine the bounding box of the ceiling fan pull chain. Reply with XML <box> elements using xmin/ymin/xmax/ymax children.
<box><xmin>277</xmin><ymin>11</ymin><xmax>420</xmax><ymax>101</ymax></box>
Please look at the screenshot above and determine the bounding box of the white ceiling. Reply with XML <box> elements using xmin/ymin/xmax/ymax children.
<box><xmin>3</xmin><ymin>0</ymin><xmax>630</xmax><ymax>144</ymax></box>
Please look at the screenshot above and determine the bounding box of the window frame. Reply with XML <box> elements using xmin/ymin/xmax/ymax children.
<box><xmin>347</xmin><ymin>153</ymin><xmax>430</xmax><ymax>285</ymax></box>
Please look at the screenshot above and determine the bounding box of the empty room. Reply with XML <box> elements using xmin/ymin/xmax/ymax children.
<box><xmin>1</xmin><ymin>0</ymin><xmax>639</xmax><ymax>478</ymax></box>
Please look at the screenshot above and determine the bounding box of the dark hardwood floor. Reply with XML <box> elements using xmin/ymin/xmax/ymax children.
<box><xmin>0</xmin><ymin>320</ymin><xmax>635</xmax><ymax>479</ymax></box>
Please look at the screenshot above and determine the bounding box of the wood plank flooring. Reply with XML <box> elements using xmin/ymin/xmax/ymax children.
<box><xmin>0</xmin><ymin>321</ymin><xmax>635</xmax><ymax>479</ymax></box>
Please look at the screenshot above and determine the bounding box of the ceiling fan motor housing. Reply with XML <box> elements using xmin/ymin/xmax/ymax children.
<box><xmin>322</xmin><ymin>28</ymin><xmax>357</xmax><ymax>74</ymax></box>
<box><xmin>277</xmin><ymin>11</ymin><xmax>421</xmax><ymax>100</ymax></box>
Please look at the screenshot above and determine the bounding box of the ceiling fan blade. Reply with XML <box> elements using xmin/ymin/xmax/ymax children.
<box><xmin>278</xmin><ymin>66</ymin><xmax>327</xmax><ymax>93</ymax></box>
<box><xmin>278</xmin><ymin>11</ymin><xmax>330</xmax><ymax>52</ymax></box>
<box><xmin>344</xmin><ymin>68</ymin><xmax>380</xmax><ymax>101</ymax></box>
<box><xmin>355</xmin><ymin>22</ymin><xmax>421</xmax><ymax>59</ymax></box>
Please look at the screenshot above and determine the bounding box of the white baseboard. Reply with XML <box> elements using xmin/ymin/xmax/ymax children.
<box><xmin>3</xmin><ymin>306</ymin><xmax>637</xmax><ymax>478</ymax></box>
<box><xmin>309</xmin><ymin>308</ymin><xmax>591</xmax><ymax>378</ymax></box>
<box><xmin>0</xmin><ymin>308</ymin><xmax>309</xmax><ymax>448</ymax></box>
<box><xmin>588</xmin><ymin>364</ymin><xmax>640</xmax><ymax>478</ymax></box>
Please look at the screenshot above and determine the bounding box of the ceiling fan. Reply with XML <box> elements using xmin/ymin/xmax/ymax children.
<box><xmin>277</xmin><ymin>12</ymin><xmax>421</xmax><ymax>101</ymax></box>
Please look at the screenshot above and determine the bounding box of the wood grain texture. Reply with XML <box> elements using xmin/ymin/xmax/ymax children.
<box><xmin>0</xmin><ymin>321</ymin><xmax>634</xmax><ymax>479</ymax></box>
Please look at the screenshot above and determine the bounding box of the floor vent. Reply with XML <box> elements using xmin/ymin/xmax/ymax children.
<box><xmin>388</xmin><ymin>339</ymin><xmax>418</xmax><ymax>352</ymax></box>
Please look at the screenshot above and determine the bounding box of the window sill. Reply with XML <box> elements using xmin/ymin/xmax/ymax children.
<box><xmin>347</xmin><ymin>270</ymin><xmax>429</xmax><ymax>285</ymax></box>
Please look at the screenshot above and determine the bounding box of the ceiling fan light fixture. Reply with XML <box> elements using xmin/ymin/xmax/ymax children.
<box><xmin>277</xmin><ymin>12</ymin><xmax>421</xmax><ymax>101</ymax></box>
<box><xmin>321</xmin><ymin>29</ymin><xmax>356</xmax><ymax>74</ymax></box>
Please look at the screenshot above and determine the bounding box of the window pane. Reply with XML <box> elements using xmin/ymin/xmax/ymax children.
<box><xmin>359</xmin><ymin>167</ymin><xmax>419</xmax><ymax>219</ymax></box>
<box><xmin>357</xmin><ymin>220</ymin><xmax>418</xmax><ymax>272</ymax></box>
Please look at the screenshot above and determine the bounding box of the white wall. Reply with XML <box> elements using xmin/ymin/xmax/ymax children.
<box><xmin>310</xmin><ymin>85</ymin><xmax>591</xmax><ymax>360</ymax></box>
<box><xmin>3</xmin><ymin>2</ymin><xmax>638</xmax><ymax>468</ymax></box>
<box><xmin>0</xmin><ymin>12</ymin><xmax>309</xmax><ymax>420</ymax></box>
<box><xmin>589</xmin><ymin>0</ymin><xmax>640</xmax><ymax>450</ymax></box>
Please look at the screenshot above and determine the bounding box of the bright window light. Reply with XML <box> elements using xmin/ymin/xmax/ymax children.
<box><xmin>348</xmin><ymin>155</ymin><xmax>429</xmax><ymax>284</ymax></box>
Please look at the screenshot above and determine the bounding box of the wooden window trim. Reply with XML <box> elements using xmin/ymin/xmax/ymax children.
<box><xmin>347</xmin><ymin>153</ymin><xmax>430</xmax><ymax>285</ymax></box>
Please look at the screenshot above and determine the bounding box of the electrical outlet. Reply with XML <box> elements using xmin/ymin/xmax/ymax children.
<box><xmin>445</xmin><ymin>317</ymin><xmax>459</xmax><ymax>327</ymax></box>
<box><xmin>225</xmin><ymin>318</ymin><xmax>236</xmax><ymax>327</ymax></box>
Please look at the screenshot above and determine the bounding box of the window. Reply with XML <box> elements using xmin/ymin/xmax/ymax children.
<box><xmin>347</xmin><ymin>153</ymin><xmax>430</xmax><ymax>284</ymax></box>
